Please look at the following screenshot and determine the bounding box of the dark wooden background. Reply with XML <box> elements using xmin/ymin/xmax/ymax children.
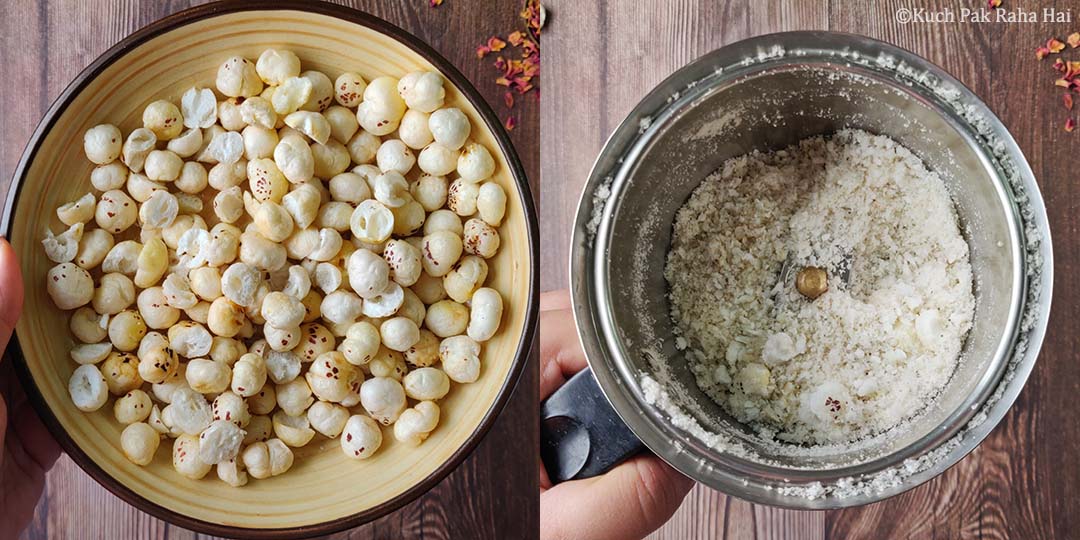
<box><xmin>542</xmin><ymin>0</ymin><xmax>1077</xmax><ymax>538</ymax></box>
<box><xmin>0</xmin><ymin>1</ymin><xmax>538</xmax><ymax>539</ymax></box>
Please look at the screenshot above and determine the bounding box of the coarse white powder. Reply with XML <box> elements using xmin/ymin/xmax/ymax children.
<box><xmin>665</xmin><ymin>129</ymin><xmax>976</xmax><ymax>445</ymax></box>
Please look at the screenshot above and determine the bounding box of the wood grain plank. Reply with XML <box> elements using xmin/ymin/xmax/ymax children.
<box><xmin>4</xmin><ymin>0</ymin><xmax>538</xmax><ymax>539</ymax></box>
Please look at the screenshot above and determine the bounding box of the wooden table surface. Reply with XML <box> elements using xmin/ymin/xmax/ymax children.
<box><xmin>542</xmin><ymin>0</ymin><xmax>1076</xmax><ymax>538</ymax></box>
<box><xmin>0</xmin><ymin>1</ymin><xmax>538</xmax><ymax>539</ymax></box>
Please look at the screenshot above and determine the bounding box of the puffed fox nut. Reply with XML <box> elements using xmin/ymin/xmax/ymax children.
<box><xmin>393</xmin><ymin>401</ymin><xmax>440</xmax><ymax>446</ymax></box>
<box><xmin>121</xmin><ymin>422</ymin><xmax>160</xmax><ymax>466</ymax></box>
<box><xmin>231</xmin><ymin>353</ymin><xmax>268</xmax><ymax>397</ymax></box>
<box><xmin>84</xmin><ymin>124</ymin><xmax>122</xmax><ymax>165</ymax></box>
<box><xmin>217</xmin><ymin>458</ymin><xmax>248</xmax><ymax>487</ymax></box>
<box><xmin>403</xmin><ymin>367</ymin><xmax>451</xmax><ymax>401</ymax></box>
<box><xmin>212</xmin><ymin>391</ymin><xmax>251</xmax><ymax>428</ymax></box>
<box><xmin>359</xmin><ymin>376</ymin><xmax>406</xmax><ymax>425</ymax></box>
<box><xmin>467</xmin><ymin>287</ymin><xmax>503</xmax><ymax>342</ymax></box>
<box><xmin>272</xmin><ymin>409</ymin><xmax>316</xmax><ymax>447</ymax></box>
<box><xmin>275</xmin><ymin>377</ymin><xmax>314</xmax><ymax>417</ymax></box>
<box><xmin>341</xmin><ymin>414</ymin><xmax>382</xmax><ymax>459</ymax></box>
<box><xmin>173</xmin><ymin>434</ymin><xmax>212</xmax><ymax>479</ymax></box>
<box><xmin>186</xmin><ymin>358</ymin><xmax>232</xmax><ymax>394</ymax></box>
<box><xmin>48</xmin><ymin>263</ymin><xmax>94</xmax><ymax>310</ymax></box>
<box><xmin>114</xmin><ymin>389</ymin><xmax>153</xmax><ymax>424</ymax></box>
<box><xmin>440</xmin><ymin>335</ymin><xmax>481</xmax><ymax>383</ymax></box>
<box><xmin>199</xmin><ymin>419</ymin><xmax>246</xmax><ymax>464</ymax></box>
<box><xmin>69</xmin><ymin>364</ymin><xmax>109</xmax><ymax>412</ymax></box>
<box><xmin>307</xmin><ymin>401</ymin><xmax>350</xmax><ymax>438</ymax></box>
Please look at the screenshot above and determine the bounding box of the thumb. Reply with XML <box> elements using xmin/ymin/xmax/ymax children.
<box><xmin>540</xmin><ymin>454</ymin><xmax>694</xmax><ymax>540</ymax></box>
<box><xmin>0</xmin><ymin>237</ymin><xmax>22</xmax><ymax>356</ymax></box>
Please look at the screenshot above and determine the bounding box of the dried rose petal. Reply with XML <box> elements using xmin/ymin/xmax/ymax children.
<box><xmin>1054</xmin><ymin>58</ymin><xmax>1067</xmax><ymax>73</ymax></box>
<box><xmin>1070</xmin><ymin>33</ymin><xmax>1080</xmax><ymax>48</ymax></box>
<box><xmin>1049</xmin><ymin>39</ymin><xmax>1066</xmax><ymax>54</ymax></box>
<box><xmin>429</xmin><ymin>0</ymin><xmax>443</xmax><ymax>6</ymax></box>
<box><xmin>504</xmin><ymin>116</ymin><xmax>516</xmax><ymax>131</ymax></box>
<box><xmin>1066</xmin><ymin>94</ymin><xmax>1074</xmax><ymax>111</ymax></box>
<box><xmin>1066</xmin><ymin>118</ymin><xmax>1076</xmax><ymax>132</ymax></box>
<box><xmin>508</xmin><ymin>31</ymin><xmax>525</xmax><ymax>47</ymax></box>
<box><xmin>487</xmin><ymin>37</ymin><xmax>507</xmax><ymax>52</ymax></box>
<box><xmin>1055</xmin><ymin>78</ymin><xmax>1071</xmax><ymax>88</ymax></box>
<box><xmin>1037</xmin><ymin>47</ymin><xmax>1051</xmax><ymax>60</ymax></box>
<box><xmin>504</xmin><ymin>92</ymin><xmax>514</xmax><ymax>109</ymax></box>
<box><xmin>987</xmin><ymin>0</ymin><xmax>1001</xmax><ymax>7</ymax></box>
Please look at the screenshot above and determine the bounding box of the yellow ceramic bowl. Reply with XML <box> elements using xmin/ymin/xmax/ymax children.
<box><xmin>3</xmin><ymin>2</ymin><xmax>536</xmax><ymax>537</ymax></box>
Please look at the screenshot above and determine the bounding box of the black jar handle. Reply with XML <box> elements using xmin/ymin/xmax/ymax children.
<box><xmin>540</xmin><ymin>367</ymin><xmax>644</xmax><ymax>483</ymax></box>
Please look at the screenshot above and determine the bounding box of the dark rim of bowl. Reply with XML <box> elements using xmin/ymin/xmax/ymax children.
<box><xmin>1</xmin><ymin>1</ymin><xmax>539</xmax><ymax>538</ymax></box>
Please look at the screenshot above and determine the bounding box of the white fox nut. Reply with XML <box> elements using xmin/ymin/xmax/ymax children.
<box><xmin>147</xmin><ymin>404</ymin><xmax>169</xmax><ymax>435</ymax></box>
<box><xmin>248</xmin><ymin>158</ymin><xmax>289</xmax><ymax>203</ymax></box>
<box><xmin>231</xmin><ymin>353</ymin><xmax>268</xmax><ymax>397</ymax></box>
<box><xmin>108</xmin><ymin>310</ymin><xmax>147</xmax><ymax>352</ymax></box>
<box><xmin>186</xmin><ymin>358</ymin><xmax>232</xmax><ymax>394</ymax></box>
<box><xmin>398</xmin><ymin>71</ymin><xmax>445</xmax><ymax>113</ymax></box>
<box><xmin>325</xmin><ymin>105</ymin><xmax>359</xmax><ymax>144</ymax></box>
<box><xmin>276</xmin><ymin>378</ymin><xmax>314</xmax><ymax>417</ymax></box>
<box><xmin>266</xmin><ymin>438</ymin><xmax>295</xmax><ymax>476</ymax></box>
<box><xmin>137</xmin><ymin>287</ymin><xmax>180</xmax><ymax>331</ymax></box>
<box><xmin>121</xmin><ymin>422</ymin><xmax>160</xmax><ymax>466</ymax></box>
<box><xmin>403</xmin><ymin>367</ymin><xmax>450</xmax><ymax>401</ymax></box>
<box><xmin>426</xmin><ymin>300</ymin><xmax>469</xmax><ymax>339</ymax></box>
<box><xmin>299</xmin><ymin>70</ymin><xmax>334</xmax><ymax>112</ymax></box>
<box><xmin>199</xmin><ymin>419</ymin><xmax>246</xmax><ymax>465</ymax></box>
<box><xmin>173</xmin><ymin>434</ymin><xmax>212</xmax><ymax>479</ymax></box>
<box><xmin>308</xmin><ymin>228</ymin><xmax>343</xmax><ymax>262</ymax></box>
<box><xmin>313</xmin><ymin>261</ymin><xmax>342</xmax><ymax>295</ymax></box>
<box><xmin>463</xmin><ymin>218</ymin><xmax>501</xmax><ymax>259</ymax></box>
<box><xmin>71</xmin><ymin>342</ymin><xmax>112</xmax><ymax>365</ymax></box>
<box><xmin>248</xmin><ymin>386</ymin><xmax>278</xmax><ymax>417</ymax></box>
<box><xmin>42</xmin><ymin>222</ymin><xmax>83</xmax><ymax>264</ymax></box>
<box><xmin>177</xmin><ymin>162</ymin><xmax>209</xmax><ymax>197</ymax></box>
<box><xmin>260</xmin><ymin>291</ymin><xmax>305</xmax><ymax>329</ymax></box>
<box><xmin>189</xmin><ymin>267</ymin><xmax>222</xmax><ymax>302</ymax></box>
<box><xmin>254</xmin><ymin>201</ymin><xmax>295</xmax><ymax>243</ymax></box>
<box><xmin>122</xmin><ymin>127</ymin><xmax>157</xmax><ymax>172</ymax></box>
<box><xmin>274</xmin><ymin>135</ymin><xmax>314</xmax><ymax>183</ymax></box>
<box><xmin>243</xmin><ymin>415</ymin><xmax>273</xmax><ymax>444</ymax></box>
<box><xmin>142</xmin><ymin>100</ymin><xmax>183</xmax><ymax>141</ymax></box>
<box><xmin>398</xmin><ymin>109</ymin><xmax>433</xmax><ymax>150</ymax></box>
<box><xmin>393</xmin><ymin>401</ymin><xmax>440</xmax><ymax>446</ymax></box>
<box><xmin>138</xmin><ymin>190</ymin><xmax>179</xmax><ymax>230</ymax></box>
<box><xmin>206</xmin><ymin>224</ymin><xmax>242</xmax><ymax>267</ymax></box>
<box><xmin>91</xmin><ymin>162</ymin><xmax>129</xmax><ymax>191</ymax></box>
<box><xmin>339</xmin><ymin>321</ymin><xmax>381</xmax><ymax>366</ymax></box>
<box><xmin>283</xmin><ymin>183</ymin><xmax>321</xmax><ymax>230</ymax></box>
<box><xmin>210</xmin><ymin>336</ymin><xmax>246</xmax><ymax>365</ymax></box>
<box><xmin>283</xmin><ymin>265</ymin><xmax>312</xmax><ymax>300</ymax></box>
<box><xmin>163</xmin><ymin>273</ymin><xmax>198</xmax><ymax>310</ymax></box>
<box><xmin>217</xmin><ymin>458</ymin><xmax>248</xmax><ymax>487</ymax></box>
<box><xmin>256</xmin><ymin>49</ymin><xmax>301</xmax><ymax>85</ymax></box>
<box><xmin>334</xmin><ymin>72</ymin><xmax>367</xmax><ymax>107</ymax></box>
<box><xmin>404</xmin><ymin>330</ymin><xmax>441</xmax><ymax>368</ymax></box>
<box><xmin>70</xmin><ymin>306</ymin><xmax>109</xmax><ymax>343</ymax></box>
<box><xmin>306</xmin><ymin>351</ymin><xmax>358</xmax><ymax>403</ymax></box>
<box><xmin>296</xmin><ymin>322</ymin><xmax>335</xmax><ymax>363</ymax></box>
<box><xmin>151</xmin><ymin>362</ymin><xmax>188</xmax><ymax>404</ymax></box>
<box><xmin>101</xmin><ymin>350</ymin><xmax>143</xmax><ymax>396</ymax></box>
<box><xmin>93</xmin><ymin>273</ymin><xmax>135</xmax><ymax>315</ymax></box>
<box><xmin>169</xmin><ymin>387</ymin><xmax>214</xmax><ymax>435</ymax></box>
<box><xmin>272</xmin><ymin>410</ymin><xmax>316</xmax><ymax>447</ymax></box>
<box><xmin>457</xmin><ymin>142</ymin><xmax>495</xmax><ymax>182</ymax></box>
<box><xmin>420</xmin><ymin>231</ymin><xmax>463</xmax><ymax>278</ymax></box>
<box><xmin>328</xmin><ymin>172</ymin><xmax>371</xmax><ymax>204</ymax></box>
<box><xmin>383</xmin><ymin>239</ymin><xmax>422</xmax><ymax>287</ymax></box>
<box><xmin>144</xmin><ymin>150</ymin><xmax>183</xmax><ymax>182</ymax></box>
<box><xmin>443</xmin><ymin>256</ymin><xmax>488</xmax><ymax>303</ymax></box>
<box><xmin>243</xmin><ymin>125</ymin><xmax>278</xmax><ymax>160</ymax></box>
<box><xmin>57</xmin><ymin>192</ymin><xmax>96</xmax><ymax>226</ymax></box>
<box><xmin>373</xmin><ymin>171</ymin><xmax>411</xmax><ymax>208</ymax></box>
<box><xmin>265</xmin><ymin>350</ymin><xmax>302</xmax><ymax>385</ymax></box>
<box><xmin>216</xmin><ymin>56</ymin><xmax>263</xmax><ymax>98</ymax></box>
<box><xmin>239</xmin><ymin>96</ymin><xmax>277</xmax><ymax>130</ymax></box>
<box><xmin>467</xmin><ymin>287</ymin><xmax>503</xmax><ymax>342</ymax></box>
<box><xmin>360</xmin><ymin>377</ymin><xmax>406</xmax><ymax>426</ymax></box>
<box><xmin>447</xmin><ymin>179</ymin><xmax>479</xmax><ymax>217</ymax></box>
<box><xmin>69</xmin><ymin>364</ymin><xmax>109</xmax><ymax>412</ymax></box>
<box><xmin>84</xmin><ymin>124</ymin><xmax>123</xmax><ymax>165</ymax></box>
<box><xmin>423</xmin><ymin>209</ymin><xmax>463</xmax><ymax>237</ymax></box>
<box><xmin>392</xmin><ymin>201</ymin><xmax>425</xmax><ymax>238</ymax></box>
<box><xmin>168</xmin><ymin>321</ymin><xmax>213</xmax><ymax>358</ymax></box>
<box><xmin>477</xmin><ymin>182</ymin><xmax>507</xmax><ymax>226</ymax></box>
<box><xmin>213</xmin><ymin>391</ymin><xmax>251</xmax><ymax>427</ymax></box>
<box><xmin>347</xmin><ymin>130</ymin><xmax>381</xmax><ymax>164</ymax></box>
<box><xmin>411</xmin><ymin>174</ymin><xmax>448</xmax><ymax>212</ymax></box>
<box><xmin>440</xmin><ymin>335</ymin><xmax>481</xmax><ymax>383</ymax></box>
<box><xmin>307</xmin><ymin>401</ymin><xmax>350</xmax><ymax>439</ymax></box>
<box><xmin>380</xmin><ymin>317</ymin><xmax>420</xmax><ymax>352</ymax></box>
<box><xmin>361</xmin><ymin>283</ymin><xmax>404</xmax><ymax>319</ymax></box>
<box><xmin>95</xmin><ymin>189</ymin><xmax>137</xmax><ymax>234</ymax></box>
<box><xmin>181</xmin><ymin>87</ymin><xmax>217</xmax><ymax>129</ymax></box>
<box><xmin>417</xmin><ymin>142</ymin><xmax>458</xmax><ymax>177</ymax></box>
<box><xmin>168</xmin><ymin>128</ymin><xmax>203</xmax><ymax>158</ymax></box>
<box><xmin>264</xmin><ymin>323</ymin><xmax>301</xmax><ymax>352</ymax></box>
<box><xmin>102</xmin><ymin>240</ymin><xmax>141</xmax><ymax>277</ymax></box>
<box><xmin>137</xmin><ymin>332</ymin><xmax>178</xmax><ymax>383</ymax></box>
<box><xmin>428</xmin><ymin>108</ymin><xmax>470</xmax><ymax>150</ymax></box>
<box><xmin>341</xmin><ymin>414</ymin><xmax>382</xmax><ymax>459</ymax></box>
<box><xmin>134</xmin><ymin>237</ymin><xmax>168</xmax><ymax>288</ymax></box>
<box><xmin>221</xmin><ymin>262</ymin><xmax>264</xmax><ymax>308</ymax></box>
<box><xmin>272</xmin><ymin>76</ymin><xmax>314</xmax><ymax>116</ymax></box>
<box><xmin>350</xmin><ymin>199</ymin><xmax>395</xmax><ymax>243</ymax></box>
<box><xmin>126</xmin><ymin>173</ymin><xmax>165</xmax><ymax>204</ymax></box>
<box><xmin>376</xmin><ymin>140</ymin><xmax>415</xmax><ymax>175</ymax></box>
<box><xmin>241</xmin><ymin>441</ymin><xmax>272</xmax><ymax>479</ymax></box>
<box><xmin>285</xmin><ymin>111</ymin><xmax>331</xmax><ymax>145</ymax></box>
<box><xmin>347</xmin><ymin>248</ymin><xmax>390</xmax><ymax>299</ymax></box>
<box><xmin>317</xmin><ymin>290</ymin><xmax>360</xmax><ymax>327</ymax></box>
